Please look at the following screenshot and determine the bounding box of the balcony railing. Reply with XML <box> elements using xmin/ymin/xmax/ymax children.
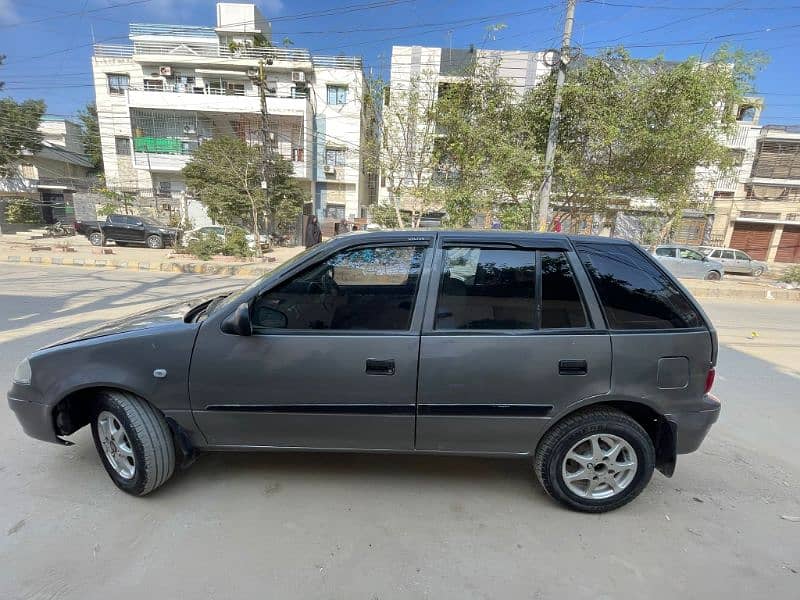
<box><xmin>727</xmin><ymin>123</ymin><xmax>752</xmax><ymax>148</ymax></box>
<box><xmin>94</xmin><ymin>43</ymin><xmax>362</xmax><ymax>69</ymax></box>
<box><xmin>94</xmin><ymin>44</ymin><xmax>134</xmax><ymax>57</ymax></box>
<box><xmin>715</xmin><ymin>170</ymin><xmax>739</xmax><ymax>192</ymax></box>
<box><xmin>130</xmin><ymin>23</ymin><xmax>217</xmax><ymax>38</ymax></box>
<box><xmin>133</xmin><ymin>83</ymin><xmax>307</xmax><ymax>99</ymax></box>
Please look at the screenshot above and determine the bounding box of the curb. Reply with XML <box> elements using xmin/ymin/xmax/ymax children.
<box><xmin>682</xmin><ymin>282</ymin><xmax>800</xmax><ymax>302</ymax></box>
<box><xmin>0</xmin><ymin>255</ymin><xmax>273</xmax><ymax>278</ymax></box>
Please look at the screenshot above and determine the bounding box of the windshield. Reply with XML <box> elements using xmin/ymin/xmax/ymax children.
<box><xmin>208</xmin><ymin>241</ymin><xmax>328</xmax><ymax>316</ymax></box>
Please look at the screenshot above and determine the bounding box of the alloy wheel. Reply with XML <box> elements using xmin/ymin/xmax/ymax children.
<box><xmin>97</xmin><ymin>411</ymin><xmax>136</xmax><ymax>480</ymax></box>
<box><xmin>561</xmin><ymin>433</ymin><xmax>638</xmax><ymax>500</ymax></box>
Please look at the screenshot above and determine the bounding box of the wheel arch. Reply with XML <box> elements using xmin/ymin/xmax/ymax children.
<box><xmin>539</xmin><ymin>398</ymin><xmax>676</xmax><ymax>477</ymax></box>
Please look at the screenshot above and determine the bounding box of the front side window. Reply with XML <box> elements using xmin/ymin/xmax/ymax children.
<box><xmin>540</xmin><ymin>252</ymin><xmax>587</xmax><ymax>329</ymax></box>
<box><xmin>655</xmin><ymin>247</ymin><xmax>675</xmax><ymax>257</ymax></box>
<box><xmin>679</xmin><ymin>248</ymin><xmax>704</xmax><ymax>261</ymax></box>
<box><xmin>574</xmin><ymin>242</ymin><xmax>704</xmax><ymax>330</ymax></box>
<box><xmin>709</xmin><ymin>250</ymin><xmax>722</xmax><ymax>258</ymax></box>
<box><xmin>252</xmin><ymin>245</ymin><xmax>427</xmax><ymax>331</ymax></box>
<box><xmin>436</xmin><ymin>248</ymin><xmax>536</xmax><ymax>330</ymax></box>
<box><xmin>327</xmin><ymin>85</ymin><xmax>348</xmax><ymax>105</ymax></box>
<box><xmin>107</xmin><ymin>74</ymin><xmax>129</xmax><ymax>95</ymax></box>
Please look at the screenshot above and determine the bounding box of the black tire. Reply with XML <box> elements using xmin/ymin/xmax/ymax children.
<box><xmin>705</xmin><ymin>270</ymin><xmax>722</xmax><ymax>281</ymax></box>
<box><xmin>88</xmin><ymin>232</ymin><xmax>104</xmax><ymax>246</ymax></box>
<box><xmin>752</xmin><ymin>267</ymin><xmax>764</xmax><ymax>277</ymax></box>
<box><xmin>146</xmin><ymin>234</ymin><xmax>164</xmax><ymax>249</ymax></box>
<box><xmin>90</xmin><ymin>390</ymin><xmax>175</xmax><ymax>496</ymax></box>
<box><xmin>534</xmin><ymin>408</ymin><xmax>655</xmax><ymax>513</ymax></box>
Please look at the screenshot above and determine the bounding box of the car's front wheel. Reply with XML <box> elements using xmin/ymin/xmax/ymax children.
<box><xmin>705</xmin><ymin>270</ymin><xmax>722</xmax><ymax>281</ymax></box>
<box><xmin>88</xmin><ymin>232</ymin><xmax>104</xmax><ymax>246</ymax></box>
<box><xmin>534</xmin><ymin>408</ymin><xmax>655</xmax><ymax>512</ymax></box>
<box><xmin>146</xmin><ymin>235</ymin><xmax>165</xmax><ymax>249</ymax></box>
<box><xmin>90</xmin><ymin>390</ymin><xmax>175</xmax><ymax>496</ymax></box>
<box><xmin>752</xmin><ymin>267</ymin><xmax>764</xmax><ymax>277</ymax></box>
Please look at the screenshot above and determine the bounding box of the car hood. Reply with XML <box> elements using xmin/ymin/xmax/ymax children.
<box><xmin>44</xmin><ymin>297</ymin><xmax>205</xmax><ymax>348</ymax></box>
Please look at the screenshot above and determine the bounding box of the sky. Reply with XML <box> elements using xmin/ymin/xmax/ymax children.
<box><xmin>1</xmin><ymin>0</ymin><xmax>799</xmax><ymax>124</ymax></box>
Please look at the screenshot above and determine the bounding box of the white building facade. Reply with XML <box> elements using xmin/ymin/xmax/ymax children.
<box><xmin>92</xmin><ymin>3</ymin><xmax>370</xmax><ymax>227</ymax></box>
<box><xmin>378</xmin><ymin>45</ymin><xmax>549</xmax><ymax>209</ymax></box>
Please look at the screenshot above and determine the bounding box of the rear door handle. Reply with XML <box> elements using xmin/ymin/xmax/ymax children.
<box><xmin>366</xmin><ymin>359</ymin><xmax>395</xmax><ymax>375</ymax></box>
<box><xmin>559</xmin><ymin>359</ymin><xmax>587</xmax><ymax>375</ymax></box>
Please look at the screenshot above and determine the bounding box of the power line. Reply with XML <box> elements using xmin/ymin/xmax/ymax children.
<box><xmin>0</xmin><ymin>0</ymin><xmax>153</xmax><ymax>29</ymax></box>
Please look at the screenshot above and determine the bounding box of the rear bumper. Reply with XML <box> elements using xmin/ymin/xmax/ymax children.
<box><xmin>668</xmin><ymin>394</ymin><xmax>721</xmax><ymax>454</ymax></box>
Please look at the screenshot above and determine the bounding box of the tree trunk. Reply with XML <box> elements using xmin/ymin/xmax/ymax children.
<box><xmin>394</xmin><ymin>205</ymin><xmax>404</xmax><ymax>229</ymax></box>
<box><xmin>251</xmin><ymin>200</ymin><xmax>262</xmax><ymax>258</ymax></box>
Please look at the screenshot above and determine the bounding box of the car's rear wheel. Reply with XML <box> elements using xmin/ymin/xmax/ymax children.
<box><xmin>534</xmin><ymin>408</ymin><xmax>655</xmax><ymax>512</ymax></box>
<box><xmin>146</xmin><ymin>235</ymin><xmax>164</xmax><ymax>249</ymax></box>
<box><xmin>705</xmin><ymin>270</ymin><xmax>722</xmax><ymax>281</ymax></box>
<box><xmin>88</xmin><ymin>232</ymin><xmax>104</xmax><ymax>246</ymax></box>
<box><xmin>752</xmin><ymin>267</ymin><xmax>764</xmax><ymax>277</ymax></box>
<box><xmin>90</xmin><ymin>390</ymin><xmax>175</xmax><ymax>496</ymax></box>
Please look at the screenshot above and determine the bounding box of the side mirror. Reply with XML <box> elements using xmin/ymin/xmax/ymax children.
<box><xmin>702</xmin><ymin>255</ymin><xmax>708</xmax><ymax>262</ymax></box>
<box><xmin>221</xmin><ymin>302</ymin><xmax>252</xmax><ymax>336</ymax></box>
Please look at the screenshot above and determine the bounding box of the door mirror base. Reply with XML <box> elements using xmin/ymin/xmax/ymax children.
<box><xmin>221</xmin><ymin>302</ymin><xmax>253</xmax><ymax>336</ymax></box>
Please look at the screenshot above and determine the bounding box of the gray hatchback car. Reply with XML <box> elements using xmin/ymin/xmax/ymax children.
<box><xmin>8</xmin><ymin>231</ymin><xmax>721</xmax><ymax>512</ymax></box>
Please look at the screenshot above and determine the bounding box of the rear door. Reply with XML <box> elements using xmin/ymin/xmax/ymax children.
<box><xmin>415</xmin><ymin>236</ymin><xmax>611</xmax><ymax>453</ymax></box>
<box><xmin>733</xmin><ymin>250</ymin><xmax>754</xmax><ymax>274</ymax></box>
<box><xmin>103</xmin><ymin>215</ymin><xmax>127</xmax><ymax>240</ymax></box>
<box><xmin>125</xmin><ymin>216</ymin><xmax>147</xmax><ymax>243</ymax></box>
<box><xmin>654</xmin><ymin>247</ymin><xmax>684</xmax><ymax>276</ymax></box>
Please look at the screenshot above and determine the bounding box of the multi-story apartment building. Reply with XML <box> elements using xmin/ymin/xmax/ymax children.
<box><xmin>377</xmin><ymin>45</ymin><xmax>549</xmax><ymax>211</ymax></box>
<box><xmin>92</xmin><ymin>3</ymin><xmax>370</xmax><ymax>227</ymax></box>
<box><xmin>708</xmin><ymin>122</ymin><xmax>800</xmax><ymax>263</ymax></box>
<box><xmin>0</xmin><ymin>117</ymin><xmax>94</xmax><ymax>227</ymax></box>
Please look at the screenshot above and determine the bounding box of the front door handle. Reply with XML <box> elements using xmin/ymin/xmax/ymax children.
<box><xmin>366</xmin><ymin>359</ymin><xmax>395</xmax><ymax>375</ymax></box>
<box><xmin>559</xmin><ymin>359</ymin><xmax>587</xmax><ymax>375</ymax></box>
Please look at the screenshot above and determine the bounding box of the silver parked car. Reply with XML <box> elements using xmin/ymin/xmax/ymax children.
<box><xmin>9</xmin><ymin>232</ymin><xmax>721</xmax><ymax>512</ymax></box>
<box><xmin>698</xmin><ymin>247</ymin><xmax>767</xmax><ymax>277</ymax></box>
<box><xmin>652</xmin><ymin>245</ymin><xmax>724</xmax><ymax>280</ymax></box>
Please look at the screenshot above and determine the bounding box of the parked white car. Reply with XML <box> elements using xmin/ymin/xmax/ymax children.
<box><xmin>652</xmin><ymin>245</ymin><xmax>725</xmax><ymax>280</ymax></box>
<box><xmin>696</xmin><ymin>247</ymin><xmax>767</xmax><ymax>277</ymax></box>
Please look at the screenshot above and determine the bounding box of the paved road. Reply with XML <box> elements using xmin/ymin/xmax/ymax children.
<box><xmin>1</xmin><ymin>264</ymin><xmax>798</xmax><ymax>600</ymax></box>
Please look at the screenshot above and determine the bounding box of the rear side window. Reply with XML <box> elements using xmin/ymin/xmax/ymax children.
<box><xmin>436</xmin><ymin>248</ymin><xmax>536</xmax><ymax>330</ymax></box>
<box><xmin>574</xmin><ymin>242</ymin><xmax>704</xmax><ymax>330</ymax></box>
<box><xmin>541</xmin><ymin>252</ymin><xmax>587</xmax><ymax>328</ymax></box>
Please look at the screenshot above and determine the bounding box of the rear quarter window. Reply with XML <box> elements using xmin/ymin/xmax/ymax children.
<box><xmin>574</xmin><ymin>242</ymin><xmax>704</xmax><ymax>330</ymax></box>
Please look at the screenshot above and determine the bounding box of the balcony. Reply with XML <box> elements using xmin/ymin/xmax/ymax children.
<box><xmin>715</xmin><ymin>171</ymin><xmax>738</xmax><ymax>193</ymax></box>
<box><xmin>726</xmin><ymin>123</ymin><xmax>752</xmax><ymax>148</ymax></box>
<box><xmin>94</xmin><ymin>43</ymin><xmax>362</xmax><ymax>70</ymax></box>
<box><xmin>127</xmin><ymin>86</ymin><xmax>308</xmax><ymax>116</ymax></box>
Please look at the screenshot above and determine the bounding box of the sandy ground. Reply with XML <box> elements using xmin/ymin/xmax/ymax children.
<box><xmin>0</xmin><ymin>264</ymin><xmax>798</xmax><ymax>599</ymax></box>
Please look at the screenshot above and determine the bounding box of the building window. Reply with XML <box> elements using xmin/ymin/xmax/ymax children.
<box><xmin>107</xmin><ymin>74</ymin><xmax>130</xmax><ymax>95</ymax></box>
<box><xmin>327</xmin><ymin>85</ymin><xmax>348</xmax><ymax>105</ymax></box>
<box><xmin>143</xmin><ymin>78</ymin><xmax>163</xmax><ymax>92</ymax></box>
<box><xmin>325</xmin><ymin>148</ymin><xmax>346</xmax><ymax>167</ymax></box>
<box><xmin>737</xmin><ymin>105</ymin><xmax>756</xmax><ymax>122</ymax></box>
<box><xmin>115</xmin><ymin>137</ymin><xmax>131</xmax><ymax>155</ymax></box>
<box><xmin>157</xmin><ymin>181</ymin><xmax>172</xmax><ymax>197</ymax></box>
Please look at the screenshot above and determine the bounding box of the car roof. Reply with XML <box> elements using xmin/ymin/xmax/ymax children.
<box><xmin>336</xmin><ymin>230</ymin><xmax>633</xmax><ymax>245</ymax></box>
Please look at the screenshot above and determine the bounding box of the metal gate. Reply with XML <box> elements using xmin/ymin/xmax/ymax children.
<box><xmin>729</xmin><ymin>222</ymin><xmax>773</xmax><ymax>261</ymax></box>
<box><xmin>775</xmin><ymin>225</ymin><xmax>800</xmax><ymax>263</ymax></box>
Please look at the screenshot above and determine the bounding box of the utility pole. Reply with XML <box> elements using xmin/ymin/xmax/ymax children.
<box><xmin>256</xmin><ymin>59</ymin><xmax>271</xmax><ymax>258</ymax></box>
<box><xmin>534</xmin><ymin>0</ymin><xmax>577</xmax><ymax>232</ymax></box>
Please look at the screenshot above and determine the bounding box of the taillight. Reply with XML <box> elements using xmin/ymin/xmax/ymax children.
<box><xmin>704</xmin><ymin>368</ymin><xmax>716</xmax><ymax>394</ymax></box>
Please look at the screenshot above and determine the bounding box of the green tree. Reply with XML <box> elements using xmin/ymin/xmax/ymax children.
<box><xmin>525</xmin><ymin>46</ymin><xmax>766</xmax><ymax>236</ymax></box>
<box><xmin>78</xmin><ymin>102</ymin><xmax>103</xmax><ymax>172</ymax></box>
<box><xmin>0</xmin><ymin>98</ymin><xmax>46</xmax><ymax>177</ymax></box>
<box><xmin>183</xmin><ymin>136</ymin><xmax>308</xmax><ymax>255</ymax></box>
<box><xmin>433</xmin><ymin>60</ymin><xmax>543</xmax><ymax>229</ymax></box>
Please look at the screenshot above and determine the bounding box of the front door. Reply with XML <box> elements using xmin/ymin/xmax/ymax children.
<box><xmin>189</xmin><ymin>237</ymin><xmax>434</xmax><ymax>449</ymax></box>
<box><xmin>416</xmin><ymin>238</ymin><xmax>611</xmax><ymax>453</ymax></box>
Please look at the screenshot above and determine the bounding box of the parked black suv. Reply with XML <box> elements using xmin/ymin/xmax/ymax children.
<box><xmin>75</xmin><ymin>214</ymin><xmax>180</xmax><ymax>249</ymax></box>
<box><xmin>8</xmin><ymin>231</ymin><xmax>720</xmax><ymax>512</ymax></box>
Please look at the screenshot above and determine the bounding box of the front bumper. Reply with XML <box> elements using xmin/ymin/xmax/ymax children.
<box><xmin>668</xmin><ymin>394</ymin><xmax>721</xmax><ymax>454</ymax></box>
<box><xmin>7</xmin><ymin>384</ymin><xmax>63</xmax><ymax>444</ymax></box>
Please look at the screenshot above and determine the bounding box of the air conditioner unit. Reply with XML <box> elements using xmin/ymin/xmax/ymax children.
<box><xmin>246</xmin><ymin>68</ymin><xmax>259</xmax><ymax>78</ymax></box>
<box><xmin>159</xmin><ymin>66</ymin><xmax>173</xmax><ymax>76</ymax></box>
<box><xmin>291</xmin><ymin>71</ymin><xmax>306</xmax><ymax>83</ymax></box>
<box><xmin>323</xmin><ymin>164</ymin><xmax>336</xmax><ymax>175</ymax></box>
